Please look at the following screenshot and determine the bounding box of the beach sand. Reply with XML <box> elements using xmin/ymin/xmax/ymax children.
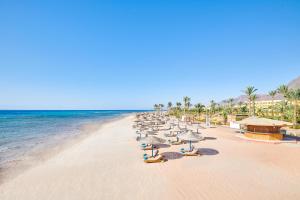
<box><xmin>1</xmin><ymin>114</ymin><xmax>300</xmax><ymax>200</ymax></box>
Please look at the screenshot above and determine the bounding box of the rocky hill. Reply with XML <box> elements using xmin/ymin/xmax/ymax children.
<box><xmin>220</xmin><ymin>75</ymin><xmax>299</xmax><ymax>104</ymax></box>
<box><xmin>288</xmin><ymin>76</ymin><xmax>300</xmax><ymax>89</ymax></box>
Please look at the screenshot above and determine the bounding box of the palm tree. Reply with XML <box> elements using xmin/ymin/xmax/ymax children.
<box><xmin>287</xmin><ymin>89</ymin><xmax>300</xmax><ymax>128</ymax></box>
<box><xmin>176</xmin><ymin>102</ymin><xmax>182</xmax><ymax>110</ymax></box>
<box><xmin>268</xmin><ymin>90</ymin><xmax>277</xmax><ymax>119</ymax></box>
<box><xmin>237</xmin><ymin>101</ymin><xmax>243</xmax><ymax>114</ymax></box>
<box><xmin>277</xmin><ymin>84</ymin><xmax>289</xmax><ymax>120</ymax></box>
<box><xmin>228</xmin><ymin>98</ymin><xmax>235</xmax><ymax>114</ymax></box>
<box><xmin>250</xmin><ymin>94</ymin><xmax>258</xmax><ymax>116</ymax></box>
<box><xmin>210</xmin><ymin>100</ymin><xmax>217</xmax><ymax>115</ymax></box>
<box><xmin>243</xmin><ymin>86</ymin><xmax>258</xmax><ymax>116</ymax></box>
<box><xmin>153</xmin><ymin>104</ymin><xmax>159</xmax><ymax>112</ymax></box>
<box><xmin>221</xmin><ymin>110</ymin><xmax>228</xmax><ymax>125</ymax></box>
<box><xmin>194</xmin><ymin>103</ymin><xmax>205</xmax><ymax>118</ymax></box>
<box><xmin>159</xmin><ymin>104</ymin><xmax>164</xmax><ymax>111</ymax></box>
<box><xmin>167</xmin><ymin>102</ymin><xmax>172</xmax><ymax>111</ymax></box>
<box><xmin>183</xmin><ymin>96</ymin><xmax>191</xmax><ymax>115</ymax></box>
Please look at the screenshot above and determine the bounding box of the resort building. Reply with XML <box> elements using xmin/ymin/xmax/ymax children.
<box><xmin>232</xmin><ymin>94</ymin><xmax>284</xmax><ymax>109</ymax></box>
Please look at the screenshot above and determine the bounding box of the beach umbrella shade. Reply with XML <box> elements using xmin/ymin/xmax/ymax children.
<box><xmin>178</xmin><ymin>130</ymin><xmax>202</xmax><ymax>151</ymax></box>
<box><xmin>137</xmin><ymin>126</ymin><xmax>148</xmax><ymax>132</ymax></box>
<box><xmin>145</xmin><ymin>129</ymin><xmax>158</xmax><ymax>135</ymax></box>
<box><xmin>139</xmin><ymin>136</ymin><xmax>166</xmax><ymax>157</ymax></box>
<box><xmin>171</xmin><ymin>126</ymin><xmax>182</xmax><ymax>133</ymax></box>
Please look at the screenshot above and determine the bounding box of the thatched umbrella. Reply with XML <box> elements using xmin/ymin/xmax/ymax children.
<box><xmin>145</xmin><ymin>128</ymin><xmax>158</xmax><ymax>135</ymax></box>
<box><xmin>139</xmin><ymin>136</ymin><xmax>166</xmax><ymax>157</ymax></box>
<box><xmin>178</xmin><ymin>130</ymin><xmax>202</xmax><ymax>151</ymax></box>
<box><xmin>134</xmin><ymin>119</ymin><xmax>142</xmax><ymax>123</ymax></box>
<box><xmin>171</xmin><ymin>125</ymin><xmax>182</xmax><ymax>133</ymax></box>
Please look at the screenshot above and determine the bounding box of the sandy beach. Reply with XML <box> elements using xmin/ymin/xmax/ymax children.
<box><xmin>1</xmin><ymin>114</ymin><xmax>300</xmax><ymax>200</ymax></box>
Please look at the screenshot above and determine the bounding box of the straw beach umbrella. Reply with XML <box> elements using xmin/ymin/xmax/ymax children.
<box><xmin>145</xmin><ymin>128</ymin><xmax>158</xmax><ymax>135</ymax></box>
<box><xmin>171</xmin><ymin>125</ymin><xmax>182</xmax><ymax>133</ymax></box>
<box><xmin>178</xmin><ymin>130</ymin><xmax>202</xmax><ymax>151</ymax></box>
<box><xmin>139</xmin><ymin>136</ymin><xmax>166</xmax><ymax>157</ymax></box>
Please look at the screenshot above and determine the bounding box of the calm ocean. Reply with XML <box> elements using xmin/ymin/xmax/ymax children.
<box><xmin>0</xmin><ymin>110</ymin><xmax>141</xmax><ymax>169</ymax></box>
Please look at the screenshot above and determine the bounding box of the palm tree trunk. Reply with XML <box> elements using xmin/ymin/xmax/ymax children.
<box><xmin>252</xmin><ymin>101</ymin><xmax>256</xmax><ymax>116</ymax></box>
<box><xmin>281</xmin><ymin>101</ymin><xmax>285</xmax><ymax>120</ymax></box>
<box><xmin>272</xmin><ymin>99</ymin><xmax>274</xmax><ymax>119</ymax></box>
<box><xmin>248</xmin><ymin>101</ymin><xmax>251</xmax><ymax>116</ymax></box>
<box><xmin>294</xmin><ymin>100</ymin><xmax>297</xmax><ymax>129</ymax></box>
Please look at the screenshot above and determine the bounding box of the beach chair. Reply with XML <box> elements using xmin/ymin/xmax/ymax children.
<box><xmin>168</xmin><ymin>139</ymin><xmax>183</xmax><ymax>145</ymax></box>
<box><xmin>180</xmin><ymin>146</ymin><xmax>200</xmax><ymax>156</ymax></box>
<box><xmin>143</xmin><ymin>154</ymin><xmax>165</xmax><ymax>163</ymax></box>
<box><xmin>182</xmin><ymin>148</ymin><xmax>199</xmax><ymax>156</ymax></box>
<box><xmin>143</xmin><ymin>149</ymin><xmax>159</xmax><ymax>158</ymax></box>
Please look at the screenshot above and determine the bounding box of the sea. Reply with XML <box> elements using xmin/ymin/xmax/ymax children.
<box><xmin>0</xmin><ymin>110</ymin><xmax>141</xmax><ymax>176</ymax></box>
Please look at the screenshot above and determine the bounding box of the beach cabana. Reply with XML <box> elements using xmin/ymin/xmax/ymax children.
<box><xmin>237</xmin><ymin>117</ymin><xmax>292</xmax><ymax>140</ymax></box>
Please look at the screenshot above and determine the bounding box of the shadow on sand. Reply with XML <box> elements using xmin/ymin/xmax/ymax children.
<box><xmin>156</xmin><ymin>144</ymin><xmax>171</xmax><ymax>149</ymax></box>
<box><xmin>198</xmin><ymin>148</ymin><xmax>219</xmax><ymax>156</ymax></box>
<box><xmin>161</xmin><ymin>152</ymin><xmax>184</xmax><ymax>160</ymax></box>
<box><xmin>204</xmin><ymin>137</ymin><xmax>217</xmax><ymax>140</ymax></box>
<box><xmin>284</xmin><ymin>135</ymin><xmax>300</xmax><ymax>141</ymax></box>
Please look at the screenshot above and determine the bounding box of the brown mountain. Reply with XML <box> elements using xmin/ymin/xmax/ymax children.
<box><xmin>288</xmin><ymin>76</ymin><xmax>300</xmax><ymax>89</ymax></box>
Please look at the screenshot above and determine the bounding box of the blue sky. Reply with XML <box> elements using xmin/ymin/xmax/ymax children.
<box><xmin>0</xmin><ymin>0</ymin><xmax>299</xmax><ymax>109</ymax></box>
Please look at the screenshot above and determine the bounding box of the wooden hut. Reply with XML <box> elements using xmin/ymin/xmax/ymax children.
<box><xmin>237</xmin><ymin>117</ymin><xmax>292</xmax><ymax>140</ymax></box>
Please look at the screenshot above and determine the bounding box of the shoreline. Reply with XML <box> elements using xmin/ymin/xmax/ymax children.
<box><xmin>0</xmin><ymin>113</ymin><xmax>133</xmax><ymax>184</ymax></box>
<box><xmin>1</xmin><ymin>114</ymin><xmax>300</xmax><ymax>200</ymax></box>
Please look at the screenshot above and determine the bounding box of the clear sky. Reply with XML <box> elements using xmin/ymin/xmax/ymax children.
<box><xmin>0</xmin><ymin>0</ymin><xmax>299</xmax><ymax>109</ymax></box>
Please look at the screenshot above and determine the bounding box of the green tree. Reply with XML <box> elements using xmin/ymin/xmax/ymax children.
<box><xmin>243</xmin><ymin>86</ymin><xmax>258</xmax><ymax>116</ymax></box>
<box><xmin>268</xmin><ymin>90</ymin><xmax>277</xmax><ymax>119</ymax></box>
<box><xmin>176</xmin><ymin>102</ymin><xmax>182</xmax><ymax>110</ymax></box>
<box><xmin>228</xmin><ymin>98</ymin><xmax>235</xmax><ymax>114</ymax></box>
<box><xmin>250</xmin><ymin>94</ymin><xmax>258</xmax><ymax>116</ymax></box>
<box><xmin>210</xmin><ymin>100</ymin><xmax>217</xmax><ymax>115</ymax></box>
<box><xmin>159</xmin><ymin>104</ymin><xmax>164</xmax><ymax>112</ymax></box>
<box><xmin>221</xmin><ymin>110</ymin><xmax>228</xmax><ymax>125</ymax></box>
<box><xmin>167</xmin><ymin>102</ymin><xmax>173</xmax><ymax>111</ymax></box>
<box><xmin>183</xmin><ymin>96</ymin><xmax>191</xmax><ymax>115</ymax></box>
<box><xmin>237</xmin><ymin>101</ymin><xmax>244</xmax><ymax>114</ymax></box>
<box><xmin>153</xmin><ymin>104</ymin><xmax>159</xmax><ymax>112</ymax></box>
<box><xmin>277</xmin><ymin>84</ymin><xmax>289</xmax><ymax>120</ymax></box>
<box><xmin>287</xmin><ymin>89</ymin><xmax>300</xmax><ymax>128</ymax></box>
<box><xmin>194</xmin><ymin>103</ymin><xmax>205</xmax><ymax>118</ymax></box>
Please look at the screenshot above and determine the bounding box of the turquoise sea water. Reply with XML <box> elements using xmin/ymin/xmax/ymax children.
<box><xmin>0</xmin><ymin>110</ymin><xmax>140</xmax><ymax>169</ymax></box>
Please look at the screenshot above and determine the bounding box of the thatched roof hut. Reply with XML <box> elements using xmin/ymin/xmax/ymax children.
<box><xmin>237</xmin><ymin>117</ymin><xmax>292</xmax><ymax>141</ymax></box>
<box><xmin>237</xmin><ymin>117</ymin><xmax>292</xmax><ymax>126</ymax></box>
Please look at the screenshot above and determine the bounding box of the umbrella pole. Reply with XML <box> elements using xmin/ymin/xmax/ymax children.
<box><xmin>152</xmin><ymin>145</ymin><xmax>154</xmax><ymax>157</ymax></box>
<box><xmin>190</xmin><ymin>140</ymin><xmax>192</xmax><ymax>151</ymax></box>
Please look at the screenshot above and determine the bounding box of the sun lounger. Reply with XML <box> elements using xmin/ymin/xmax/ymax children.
<box><xmin>168</xmin><ymin>139</ymin><xmax>183</xmax><ymax>145</ymax></box>
<box><xmin>179</xmin><ymin>146</ymin><xmax>199</xmax><ymax>156</ymax></box>
<box><xmin>182</xmin><ymin>148</ymin><xmax>199</xmax><ymax>156</ymax></box>
<box><xmin>143</xmin><ymin>154</ymin><xmax>165</xmax><ymax>163</ymax></box>
<box><xmin>143</xmin><ymin>149</ymin><xmax>159</xmax><ymax>158</ymax></box>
